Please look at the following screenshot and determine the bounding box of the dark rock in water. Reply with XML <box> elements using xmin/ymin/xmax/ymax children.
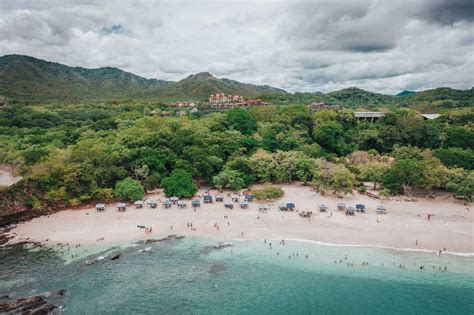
<box><xmin>110</xmin><ymin>252</ymin><xmax>121</xmax><ymax>260</ymax></box>
<box><xmin>0</xmin><ymin>295</ymin><xmax>60</xmax><ymax>314</ymax></box>
<box><xmin>136</xmin><ymin>235</ymin><xmax>185</xmax><ymax>245</ymax></box>
<box><xmin>209</xmin><ymin>264</ymin><xmax>225</xmax><ymax>274</ymax></box>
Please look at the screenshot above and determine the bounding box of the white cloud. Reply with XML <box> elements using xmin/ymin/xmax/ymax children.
<box><xmin>0</xmin><ymin>0</ymin><xmax>472</xmax><ymax>94</ymax></box>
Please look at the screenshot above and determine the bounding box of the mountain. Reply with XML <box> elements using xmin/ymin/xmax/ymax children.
<box><xmin>161</xmin><ymin>72</ymin><xmax>285</xmax><ymax>100</ymax></box>
<box><xmin>397</xmin><ymin>90</ymin><xmax>417</xmax><ymax>97</ymax></box>
<box><xmin>327</xmin><ymin>87</ymin><xmax>397</xmax><ymax>107</ymax></box>
<box><xmin>0</xmin><ymin>55</ymin><xmax>285</xmax><ymax>103</ymax></box>
<box><xmin>262</xmin><ymin>87</ymin><xmax>473</xmax><ymax>109</ymax></box>
<box><xmin>0</xmin><ymin>55</ymin><xmax>171</xmax><ymax>102</ymax></box>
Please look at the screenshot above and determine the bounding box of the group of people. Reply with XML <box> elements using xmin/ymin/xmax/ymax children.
<box><xmin>187</xmin><ymin>222</ymin><xmax>196</xmax><ymax>231</ymax></box>
<box><xmin>144</xmin><ymin>226</ymin><xmax>153</xmax><ymax>234</ymax></box>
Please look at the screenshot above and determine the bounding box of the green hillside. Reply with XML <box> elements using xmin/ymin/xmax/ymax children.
<box><xmin>0</xmin><ymin>55</ymin><xmax>285</xmax><ymax>103</ymax></box>
<box><xmin>0</xmin><ymin>55</ymin><xmax>171</xmax><ymax>102</ymax></box>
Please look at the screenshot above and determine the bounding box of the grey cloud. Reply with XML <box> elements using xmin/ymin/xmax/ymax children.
<box><xmin>0</xmin><ymin>0</ymin><xmax>472</xmax><ymax>94</ymax></box>
<box><xmin>420</xmin><ymin>0</ymin><xmax>474</xmax><ymax>24</ymax></box>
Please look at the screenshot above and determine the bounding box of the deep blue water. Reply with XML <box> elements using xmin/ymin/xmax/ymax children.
<box><xmin>1</xmin><ymin>238</ymin><xmax>473</xmax><ymax>314</ymax></box>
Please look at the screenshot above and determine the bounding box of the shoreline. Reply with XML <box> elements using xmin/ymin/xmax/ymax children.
<box><xmin>5</xmin><ymin>184</ymin><xmax>473</xmax><ymax>255</ymax></box>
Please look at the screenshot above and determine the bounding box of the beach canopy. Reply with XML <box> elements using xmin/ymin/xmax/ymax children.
<box><xmin>163</xmin><ymin>200</ymin><xmax>172</xmax><ymax>205</ymax></box>
<box><xmin>244</xmin><ymin>194</ymin><xmax>254</xmax><ymax>201</ymax></box>
<box><xmin>216</xmin><ymin>194</ymin><xmax>224</xmax><ymax>201</ymax></box>
<box><xmin>192</xmin><ymin>199</ymin><xmax>200</xmax><ymax>206</ymax></box>
<box><xmin>178</xmin><ymin>200</ymin><xmax>186</xmax><ymax>206</ymax></box>
<box><xmin>356</xmin><ymin>204</ymin><xmax>365</xmax><ymax>209</ymax></box>
<box><xmin>147</xmin><ymin>199</ymin><xmax>157</xmax><ymax>204</ymax></box>
<box><xmin>134</xmin><ymin>200</ymin><xmax>144</xmax><ymax>205</ymax></box>
<box><xmin>224</xmin><ymin>200</ymin><xmax>233</xmax><ymax>205</ymax></box>
<box><xmin>278</xmin><ymin>203</ymin><xmax>287</xmax><ymax>210</ymax></box>
<box><xmin>96</xmin><ymin>203</ymin><xmax>105</xmax><ymax>210</ymax></box>
<box><xmin>240</xmin><ymin>201</ymin><xmax>249</xmax><ymax>207</ymax></box>
<box><xmin>259</xmin><ymin>204</ymin><xmax>269</xmax><ymax>210</ymax></box>
<box><xmin>170</xmin><ymin>196</ymin><xmax>179</xmax><ymax>201</ymax></box>
<box><xmin>376</xmin><ymin>205</ymin><xmax>387</xmax><ymax>214</ymax></box>
<box><xmin>286</xmin><ymin>202</ymin><xmax>295</xmax><ymax>208</ymax></box>
<box><xmin>117</xmin><ymin>202</ymin><xmax>126</xmax><ymax>208</ymax></box>
<box><xmin>319</xmin><ymin>204</ymin><xmax>328</xmax><ymax>209</ymax></box>
<box><xmin>204</xmin><ymin>195</ymin><xmax>213</xmax><ymax>201</ymax></box>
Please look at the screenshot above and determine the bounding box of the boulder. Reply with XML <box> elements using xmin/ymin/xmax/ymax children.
<box><xmin>110</xmin><ymin>253</ymin><xmax>121</xmax><ymax>260</ymax></box>
<box><xmin>0</xmin><ymin>295</ymin><xmax>60</xmax><ymax>314</ymax></box>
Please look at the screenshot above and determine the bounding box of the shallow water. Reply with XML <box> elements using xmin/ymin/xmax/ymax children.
<box><xmin>1</xmin><ymin>238</ymin><xmax>473</xmax><ymax>314</ymax></box>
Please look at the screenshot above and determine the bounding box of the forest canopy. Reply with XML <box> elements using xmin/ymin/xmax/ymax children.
<box><xmin>0</xmin><ymin>101</ymin><xmax>473</xmax><ymax>212</ymax></box>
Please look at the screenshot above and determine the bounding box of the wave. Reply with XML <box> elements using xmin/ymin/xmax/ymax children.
<box><xmin>271</xmin><ymin>238</ymin><xmax>474</xmax><ymax>258</ymax></box>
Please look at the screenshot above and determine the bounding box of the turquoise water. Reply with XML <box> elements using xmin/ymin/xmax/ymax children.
<box><xmin>1</xmin><ymin>238</ymin><xmax>473</xmax><ymax>314</ymax></box>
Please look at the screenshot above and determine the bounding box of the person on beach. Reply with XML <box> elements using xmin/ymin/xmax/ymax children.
<box><xmin>150</xmin><ymin>227</ymin><xmax>152</xmax><ymax>234</ymax></box>
<box><xmin>416</xmin><ymin>240</ymin><xmax>419</xmax><ymax>246</ymax></box>
<box><xmin>170</xmin><ymin>225</ymin><xmax>173</xmax><ymax>230</ymax></box>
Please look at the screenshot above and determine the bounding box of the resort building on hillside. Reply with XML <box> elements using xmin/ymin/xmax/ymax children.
<box><xmin>169</xmin><ymin>101</ymin><xmax>197</xmax><ymax>108</ymax></box>
<box><xmin>209</xmin><ymin>93</ymin><xmax>245</xmax><ymax>104</ymax></box>
<box><xmin>308</xmin><ymin>102</ymin><xmax>341</xmax><ymax>111</ymax></box>
<box><xmin>354</xmin><ymin>112</ymin><xmax>385</xmax><ymax>123</ymax></box>
<box><xmin>210</xmin><ymin>94</ymin><xmax>268</xmax><ymax>109</ymax></box>
<box><xmin>354</xmin><ymin>112</ymin><xmax>441</xmax><ymax>123</ymax></box>
<box><xmin>421</xmin><ymin>114</ymin><xmax>441</xmax><ymax>120</ymax></box>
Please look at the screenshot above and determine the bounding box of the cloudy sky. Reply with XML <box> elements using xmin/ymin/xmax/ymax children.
<box><xmin>0</xmin><ymin>0</ymin><xmax>473</xmax><ymax>94</ymax></box>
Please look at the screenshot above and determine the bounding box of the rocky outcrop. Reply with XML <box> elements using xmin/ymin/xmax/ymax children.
<box><xmin>0</xmin><ymin>295</ymin><xmax>61</xmax><ymax>314</ymax></box>
<box><xmin>133</xmin><ymin>235</ymin><xmax>185</xmax><ymax>245</ymax></box>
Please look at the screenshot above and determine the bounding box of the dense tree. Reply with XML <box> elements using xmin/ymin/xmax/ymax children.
<box><xmin>313</xmin><ymin>122</ymin><xmax>346</xmax><ymax>155</ymax></box>
<box><xmin>212</xmin><ymin>169</ymin><xmax>246</xmax><ymax>190</ymax></box>
<box><xmin>161</xmin><ymin>169</ymin><xmax>197</xmax><ymax>197</ymax></box>
<box><xmin>226</xmin><ymin>108</ymin><xmax>256</xmax><ymax>135</ymax></box>
<box><xmin>114</xmin><ymin>177</ymin><xmax>145</xmax><ymax>201</ymax></box>
<box><xmin>434</xmin><ymin>148</ymin><xmax>474</xmax><ymax>170</ymax></box>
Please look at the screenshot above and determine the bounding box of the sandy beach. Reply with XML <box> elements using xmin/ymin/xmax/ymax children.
<box><xmin>7</xmin><ymin>184</ymin><xmax>473</xmax><ymax>254</ymax></box>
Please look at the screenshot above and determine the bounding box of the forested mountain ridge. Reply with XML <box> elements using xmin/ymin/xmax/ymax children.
<box><xmin>262</xmin><ymin>87</ymin><xmax>473</xmax><ymax>110</ymax></box>
<box><xmin>0</xmin><ymin>55</ymin><xmax>285</xmax><ymax>103</ymax></box>
<box><xmin>0</xmin><ymin>55</ymin><xmax>472</xmax><ymax>109</ymax></box>
<box><xmin>0</xmin><ymin>55</ymin><xmax>171</xmax><ymax>102</ymax></box>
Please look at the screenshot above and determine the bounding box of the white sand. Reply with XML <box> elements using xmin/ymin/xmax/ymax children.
<box><xmin>8</xmin><ymin>184</ymin><xmax>473</xmax><ymax>253</ymax></box>
<box><xmin>0</xmin><ymin>165</ymin><xmax>21</xmax><ymax>186</ymax></box>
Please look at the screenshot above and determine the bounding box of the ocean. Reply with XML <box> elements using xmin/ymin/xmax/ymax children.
<box><xmin>1</xmin><ymin>237</ymin><xmax>473</xmax><ymax>314</ymax></box>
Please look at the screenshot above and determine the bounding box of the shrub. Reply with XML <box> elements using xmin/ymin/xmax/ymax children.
<box><xmin>114</xmin><ymin>177</ymin><xmax>145</xmax><ymax>201</ymax></box>
<box><xmin>250</xmin><ymin>185</ymin><xmax>284</xmax><ymax>200</ymax></box>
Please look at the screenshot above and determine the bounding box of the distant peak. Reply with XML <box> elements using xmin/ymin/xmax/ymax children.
<box><xmin>186</xmin><ymin>72</ymin><xmax>215</xmax><ymax>79</ymax></box>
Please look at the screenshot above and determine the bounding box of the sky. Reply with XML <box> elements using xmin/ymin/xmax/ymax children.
<box><xmin>0</xmin><ymin>0</ymin><xmax>473</xmax><ymax>94</ymax></box>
